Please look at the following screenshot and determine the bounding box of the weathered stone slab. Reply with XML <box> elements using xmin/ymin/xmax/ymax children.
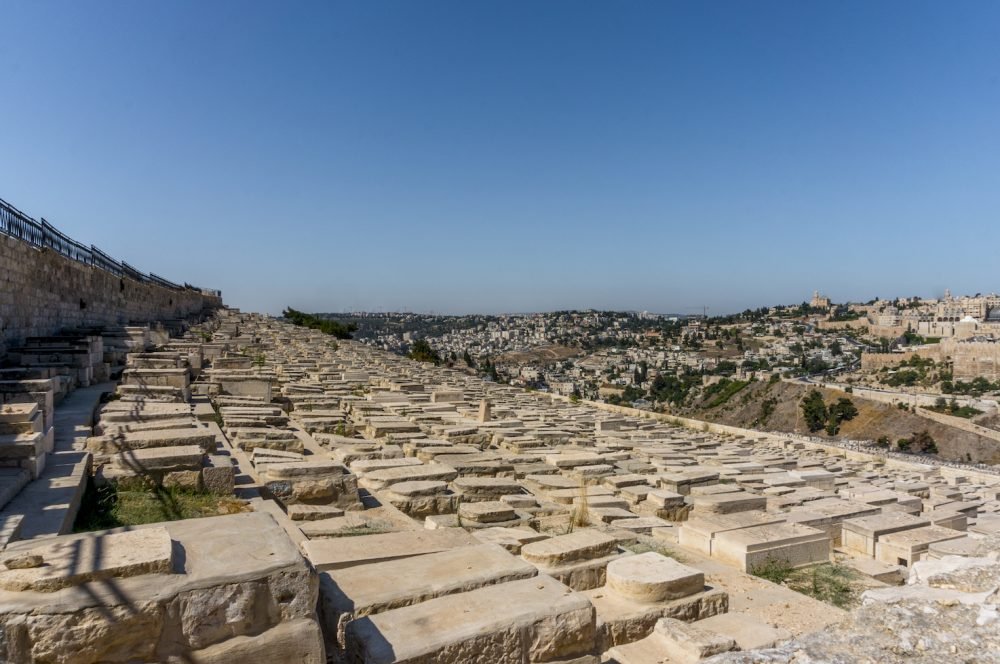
<box><xmin>690</xmin><ymin>491</ymin><xmax>767</xmax><ymax>515</ymax></box>
<box><xmin>344</xmin><ymin>574</ymin><xmax>596</xmax><ymax>664</ymax></box>
<box><xmin>521</xmin><ymin>529</ymin><xmax>619</xmax><ymax>567</ymax></box>
<box><xmin>472</xmin><ymin>527</ymin><xmax>550</xmax><ymax>554</ymax></box>
<box><xmin>677</xmin><ymin>511</ymin><xmax>786</xmax><ymax>556</ymax></box>
<box><xmin>842</xmin><ymin>512</ymin><xmax>931</xmax><ymax>557</ymax></box>
<box><xmin>320</xmin><ymin>543</ymin><xmax>537</xmax><ymax>650</ymax></box>
<box><xmin>360</xmin><ymin>463</ymin><xmax>458</xmax><ymax>491</ymax></box>
<box><xmin>458</xmin><ymin>500</ymin><xmax>517</xmax><ymax>524</ymax></box>
<box><xmin>606</xmin><ymin>552</ymin><xmax>704</xmax><ymax>603</ymax></box>
<box><xmin>110</xmin><ymin>444</ymin><xmax>205</xmax><ymax>473</ymax></box>
<box><xmin>0</xmin><ymin>527</ymin><xmax>173</xmax><ymax>592</ymax></box>
<box><xmin>712</xmin><ymin>522</ymin><xmax>831</xmax><ymax>572</ymax></box>
<box><xmin>287</xmin><ymin>503</ymin><xmax>346</xmax><ymax>521</ymax></box>
<box><xmin>303</xmin><ymin>528</ymin><xmax>477</xmax><ymax>571</ymax></box>
<box><xmin>86</xmin><ymin>427</ymin><xmax>216</xmax><ymax>454</ymax></box>
<box><xmin>651</xmin><ymin>616</ymin><xmax>737</xmax><ymax>663</ymax></box>
<box><xmin>875</xmin><ymin>525</ymin><xmax>967</xmax><ymax>567</ymax></box>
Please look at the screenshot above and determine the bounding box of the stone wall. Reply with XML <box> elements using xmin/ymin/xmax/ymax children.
<box><xmin>860</xmin><ymin>347</ymin><xmax>944</xmax><ymax>372</ymax></box>
<box><xmin>815</xmin><ymin>319</ymin><xmax>868</xmax><ymax>331</ymax></box>
<box><xmin>914</xmin><ymin>406</ymin><xmax>1000</xmax><ymax>445</ymax></box>
<box><xmin>861</xmin><ymin>341</ymin><xmax>1000</xmax><ymax>381</ymax></box>
<box><xmin>942</xmin><ymin>338</ymin><xmax>1000</xmax><ymax>380</ymax></box>
<box><xmin>0</xmin><ymin>233</ymin><xmax>222</xmax><ymax>356</ymax></box>
<box><xmin>807</xmin><ymin>380</ymin><xmax>997</xmax><ymax>412</ymax></box>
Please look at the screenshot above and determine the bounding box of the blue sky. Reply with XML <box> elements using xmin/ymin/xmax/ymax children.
<box><xmin>2</xmin><ymin>1</ymin><xmax>999</xmax><ymax>315</ymax></box>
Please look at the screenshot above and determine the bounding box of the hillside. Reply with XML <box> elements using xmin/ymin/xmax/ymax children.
<box><xmin>683</xmin><ymin>379</ymin><xmax>1000</xmax><ymax>465</ymax></box>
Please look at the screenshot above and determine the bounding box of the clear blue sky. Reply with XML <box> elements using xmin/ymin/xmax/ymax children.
<box><xmin>2</xmin><ymin>1</ymin><xmax>998</xmax><ymax>315</ymax></box>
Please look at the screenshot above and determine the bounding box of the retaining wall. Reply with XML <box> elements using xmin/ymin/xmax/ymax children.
<box><xmin>0</xmin><ymin>233</ymin><xmax>221</xmax><ymax>355</ymax></box>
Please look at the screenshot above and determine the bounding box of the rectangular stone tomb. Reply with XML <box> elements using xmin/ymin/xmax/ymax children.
<box><xmin>359</xmin><ymin>464</ymin><xmax>458</xmax><ymax>491</ymax></box>
<box><xmin>841</xmin><ymin>512</ymin><xmax>931</xmax><ymax>557</ymax></box>
<box><xmin>0</xmin><ymin>527</ymin><xmax>173</xmax><ymax>592</ymax></box>
<box><xmin>874</xmin><ymin>525</ymin><xmax>967</xmax><ymax>567</ymax></box>
<box><xmin>303</xmin><ymin>528</ymin><xmax>477</xmax><ymax>571</ymax></box>
<box><xmin>86</xmin><ymin>427</ymin><xmax>216</xmax><ymax>455</ymax></box>
<box><xmin>319</xmin><ymin>543</ymin><xmax>537</xmax><ymax>648</ymax></box>
<box><xmin>690</xmin><ymin>491</ymin><xmax>767</xmax><ymax>515</ymax></box>
<box><xmin>520</xmin><ymin>529</ymin><xmax>624</xmax><ymax>591</ymax></box>
<box><xmin>344</xmin><ymin>574</ymin><xmax>596</xmax><ymax>664</ymax></box>
<box><xmin>677</xmin><ymin>511</ymin><xmax>786</xmax><ymax>556</ymax></box>
<box><xmin>711</xmin><ymin>522</ymin><xmax>831</xmax><ymax>572</ymax></box>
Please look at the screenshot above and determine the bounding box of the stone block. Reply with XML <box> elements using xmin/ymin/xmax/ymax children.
<box><xmin>606</xmin><ymin>552</ymin><xmax>704</xmax><ymax>603</ymax></box>
<box><xmin>651</xmin><ymin>617</ymin><xmax>737</xmax><ymax>663</ymax></box>
<box><xmin>319</xmin><ymin>543</ymin><xmax>536</xmax><ymax>650</ymax></box>
<box><xmin>0</xmin><ymin>527</ymin><xmax>173</xmax><ymax>592</ymax></box>
<box><xmin>303</xmin><ymin>528</ymin><xmax>477</xmax><ymax>571</ymax></box>
<box><xmin>344</xmin><ymin>574</ymin><xmax>596</xmax><ymax>664</ymax></box>
<box><xmin>202</xmin><ymin>455</ymin><xmax>235</xmax><ymax>495</ymax></box>
<box><xmin>712</xmin><ymin>522</ymin><xmax>831</xmax><ymax>572</ymax></box>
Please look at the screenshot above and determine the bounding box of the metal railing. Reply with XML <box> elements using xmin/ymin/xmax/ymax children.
<box><xmin>0</xmin><ymin>196</ymin><xmax>218</xmax><ymax>296</ymax></box>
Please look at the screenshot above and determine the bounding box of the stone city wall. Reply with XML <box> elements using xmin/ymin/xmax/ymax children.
<box><xmin>815</xmin><ymin>319</ymin><xmax>868</xmax><ymax>331</ymax></box>
<box><xmin>0</xmin><ymin>233</ymin><xmax>222</xmax><ymax>356</ymax></box>
<box><xmin>942</xmin><ymin>339</ymin><xmax>1000</xmax><ymax>380</ymax></box>
<box><xmin>860</xmin><ymin>347</ymin><xmax>944</xmax><ymax>372</ymax></box>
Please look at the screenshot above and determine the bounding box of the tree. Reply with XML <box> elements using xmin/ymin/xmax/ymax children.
<box><xmin>911</xmin><ymin>430</ymin><xmax>938</xmax><ymax>454</ymax></box>
<box><xmin>463</xmin><ymin>350</ymin><xmax>475</xmax><ymax>367</ymax></box>
<box><xmin>282</xmin><ymin>307</ymin><xmax>357</xmax><ymax>339</ymax></box>
<box><xmin>896</xmin><ymin>430</ymin><xmax>938</xmax><ymax>454</ymax></box>
<box><xmin>831</xmin><ymin>397</ymin><xmax>858</xmax><ymax>423</ymax></box>
<box><xmin>800</xmin><ymin>390</ymin><xmax>828</xmax><ymax>433</ymax></box>
<box><xmin>407</xmin><ymin>339</ymin><xmax>441</xmax><ymax>365</ymax></box>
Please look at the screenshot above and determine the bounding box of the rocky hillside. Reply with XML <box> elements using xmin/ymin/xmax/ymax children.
<box><xmin>682</xmin><ymin>379</ymin><xmax>1000</xmax><ymax>464</ymax></box>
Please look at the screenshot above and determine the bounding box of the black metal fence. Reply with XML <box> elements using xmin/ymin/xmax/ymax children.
<box><xmin>0</xmin><ymin>196</ymin><xmax>220</xmax><ymax>297</ymax></box>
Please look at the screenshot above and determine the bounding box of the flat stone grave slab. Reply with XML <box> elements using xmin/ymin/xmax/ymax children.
<box><xmin>110</xmin><ymin>445</ymin><xmax>204</xmax><ymax>473</ymax></box>
<box><xmin>303</xmin><ymin>528</ymin><xmax>477</xmax><ymax>571</ymax></box>
<box><xmin>690</xmin><ymin>491</ymin><xmax>767</xmax><ymax>515</ymax></box>
<box><xmin>472</xmin><ymin>527</ymin><xmax>550</xmax><ymax>554</ymax></box>
<box><xmin>610</xmin><ymin>516</ymin><xmax>673</xmax><ymax>535</ymax></box>
<box><xmin>360</xmin><ymin>464</ymin><xmax>458</xmax><ymax>491</ymax></box>
<box><xmin>86</xmin><ymin>427</ymin><xmax>215</xmax><ymax>454</ymax></box>
<box><xmin>287</xmin><ymin>504</ymin><xmax>345</xmax><ymax>521</ymax></box>
<box><xmin>344</xmin><ymin>574</ymin><xmax>595</xmax><ymax>664</ymax></box>
<box><xmin>712</xmin><ymin>522</ymin><xmax>830</xmax><ymax>572</ymax></box>
<box><xmin>349</xmin><ymin>457</ymin><xmax>423</xmax><ymax>475</ymax></box>
<box><xmin>521</xmin><ymin>529</ymin><xmax>619</xmax><ymax>568</ymax></box>
<box><xmin>320</xmin><ymin>543</ymin><xmax>536</xmax><ymax>644</ymax></box>
<box><xmin>0</xmin><ymin>527</ymin><xmax>173</xmax><ymax>592</ymax></box>
<box><xmin>458</xmin><ymin>500</ymin><xmax>516</xmax><ymax>524</ymax></box>
<box><xmin>841</xmin><ymin>512</ymin><xmax>931</xmax><ymax>557</ymax></box>
<box><xmin>658</xmin><ymin>470</ymin><xmax>720</xmax><ymax>496</ymax></box>
<box><xmin>782</xmin><ymin>498</ymin><xmax>882</xmax><ymax>546</ymax></box>
<box><xmin>521</xmin><ymin>528</ymin><xmax>625</xmax><ymax>590</ymax></box>
<box><xmin>677</xmin><ymin>511</ymin><xmax>786</xmax><ymax>556</ymax></box>
<box><xmin>695</xmin><ymin>611</ymin><xmax>793</xmax><ymax>650</ymax></box>
<box><xmin>452</xmin><ymin>477</ymin><xmax>525</xmax><ymax>499</ymax></box>
<box><xmin>875</xmin><ymin>525</ymin><xmax>967</xmax><ymax>566</ymax></box>
<box><xmin>606</xmin><ymin>552</ymin><xmax>704</xmax><ymax>603</ymax></box>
